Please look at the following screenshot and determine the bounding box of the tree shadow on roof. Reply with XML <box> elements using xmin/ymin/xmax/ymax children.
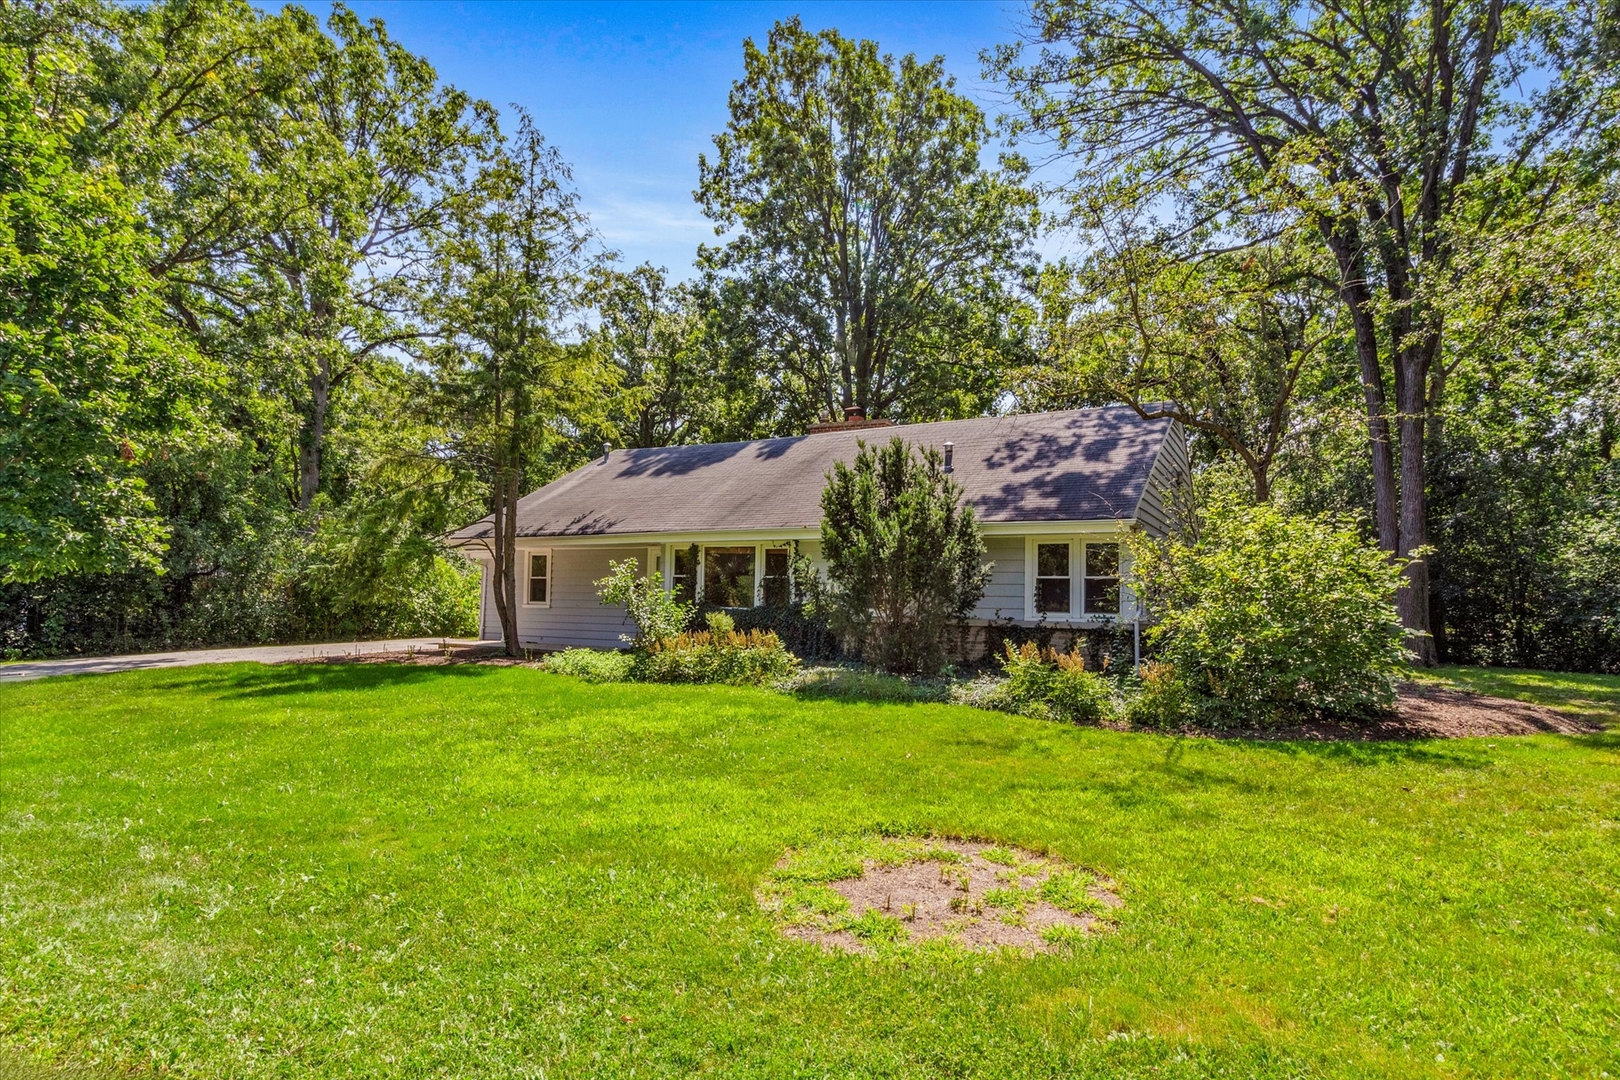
<box><xmin>971</xmin><ymin>472</ymin><xmax>1141</xmax><ymax>521</ymax></box>
<box><xmin>981</xmin><ymin>411</ymin><xmax>1151</xmax><ymax>476</ymax></box>
<box><xmin>609</xmin><ymin>436</ymin><xmax>803</xmax><ymax>479</ymax></box>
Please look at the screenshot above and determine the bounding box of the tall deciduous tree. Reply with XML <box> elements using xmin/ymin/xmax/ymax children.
<box><xmin>1027</xmin><ymin>238</ymin><xmax>1338</xmax><ymax>503</ymax></box>
<box><xmin>0</xmin><ymin>46</ymin><xmax>203</xmax><ymax>583</ymax></box>
<box><xmin>698</xmin><ymin>17</ymin><xmax>1038</xmax><ymax>425</ymax></box>
<box><xmin>426</xmin><ymin>112</ymin><xmax>609</xmax><ymax>655</ymax></box>
<box><xmin>588</xmin><ymin>263</ymin><xmax>730</xmax><ymax>448</ymax></box>
<box><xmin>997</xmin><ymin>0</ymin><xmax>1618</xmax><ymax>662</ymax></box>
<box><xmin>237</xmin><ymin>5</ymin><xmax>493</xmax><ymax>510</ymax></box>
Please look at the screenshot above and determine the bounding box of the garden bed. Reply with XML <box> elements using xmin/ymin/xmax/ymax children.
<box><xmin>295</xmin><ymin>649</ymin><xmax>1603</xmax><ymax>740</ymax></box>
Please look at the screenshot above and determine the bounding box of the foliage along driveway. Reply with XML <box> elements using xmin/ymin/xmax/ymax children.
<box><xmin>0</xmin><ymin>664</ymin><xmax>1616</xmax><ymax>1078</ymax></box>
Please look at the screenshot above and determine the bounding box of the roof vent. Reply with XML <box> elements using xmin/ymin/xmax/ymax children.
<box><xmin>600</xmin><ymin>441</ymin><xmax>612</xmax><ymax>464</ymax></box>
<box><xmin>943</xmin><ymin>441</ymin><xmax>954</xmax><ymax>473</ymax></box>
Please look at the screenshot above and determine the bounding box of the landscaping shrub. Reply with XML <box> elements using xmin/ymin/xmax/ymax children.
<box><xmin>1121</xmin><ymin>661</ymin><xmax>1192</xmax><ymax>729</ymax></box>
<box><xmin>982</xmin><ymin>617</ymin><xmax>1137</xmax><ymax>672</ymax></box>
<box><xmin>544</xmin><ymin>647</ymin><xmax>635</xmax><ymax>683</ymax></box>
<box><xmin>583</xmin><ymin>569</ymin><xmax>803</xmax><ymax>687</ymax></box>
<box><xmin>993</xmin><ymin>642</ymin><xmax>1117</xmax><ymax>723</ymax></box>
<box><xmin>635</xmin><ymin>611</ymin><xmax>800</xmax><ymax>686</ymax></box>
<box><xmin>1048</xmin><ymin>655</ymin><xmax>1114</xmax><ymax>724</ymax></box>
<box><xmin>596</xmin><ymin>559</ymin><xmax>693</xmax><ymax>646</ymax></box>
<box><xmin>996</xmin><ymin>641</ymin><xmax>1056</xmax><ymax>715</ymax></box>
<box><xmin>1128</xmin><ymin>499</ymin><xmax>1410</xmax><ymax>726</ymax></box>
<box><xmin>819</xmin><ymin>437</ymin><xmax>990</xmax><ymax>675</ymax></box>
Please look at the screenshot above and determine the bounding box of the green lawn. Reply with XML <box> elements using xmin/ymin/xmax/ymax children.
<box><xmin>1</xmin><ymin>665</ymin><xmax>1617</xmax><ymax>1079</ymax></box>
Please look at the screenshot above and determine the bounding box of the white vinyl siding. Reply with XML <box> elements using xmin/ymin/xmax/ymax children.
<box><xmin>973</xmin><ymin>536</ymin><xmax>1025</xmax><ymax>622</ymax></box>
<box><xmin>471</xmin><ymin>527</ymin><xmax>1147</xmax><ymax>649</ymax></box>
<box><xmin>1135</xmin><ymin>421</ymin><xmax>1190</xmax><ymax>538</ymax></box>
<box><xmin>479</xmin><ymin>546</ymin><xmax>646</xmax><ymax>649</ymax></box>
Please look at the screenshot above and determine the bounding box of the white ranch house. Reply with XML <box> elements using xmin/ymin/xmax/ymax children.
<box><xmin>448</xmin><ymin>406</ymin><xmax>1190</xmax><ymax>651</ymax></box>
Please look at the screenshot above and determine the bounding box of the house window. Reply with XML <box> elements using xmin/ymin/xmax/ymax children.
<box><xmin>526</xmin><ymin>552</ymin><xmax>550</xmax><ymax>605</ymax></box>
<box><xmin>671</xmin><ymin>547</ymin><xmax>696</xmax><ymax>604</ymax></box>
<box><xmin>1035</xmin><ymin>542</ymin><xmax>1071</xmax><ymax>614</ymax></box>
<box><xmin>704</xmin><ymin>546</ymin><xmax>756</xmax><ymax>608</ymax></box>
<box><xmin>1083</xmin><ymin>543</ymin><xmax>1120</xmax><ymax>614</ymax></box>
<box><xmin>762</xmin><ymin>548</ymin><xmax>790</xmax><ymax>607</ymax></box>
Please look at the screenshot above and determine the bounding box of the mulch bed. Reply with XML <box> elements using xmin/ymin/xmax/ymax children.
<box><xmin>1204</xmin><ymin>682</ymin><xmax>1603</xmax><ymax>741</ymax></box>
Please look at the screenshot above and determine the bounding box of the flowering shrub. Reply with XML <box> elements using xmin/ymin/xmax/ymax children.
<box><xmin>1121</xmin><ymin>661</ymin><xmax>1191</xmax><ymax>728</ymax></box>
<box><xmin>634</xmin><ymin>611</ymin><xmax>800</xmax><ymax>686</ymax></box>
<box><xmin>1048</xmin><ymin>654</ymin><xmax>1115</xmax><ymax>724</ymax></box>
<box><xmin>997</xmin><ymin>641</ymin><xmax>1056</xmax><ymax>714</ymax></box>
<box><xmin>995</xmin><ymin>642</ymin><xmax>1116</xmax><ymax>723</ymax></box>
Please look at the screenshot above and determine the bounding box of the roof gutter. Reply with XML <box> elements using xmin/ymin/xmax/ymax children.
<box><xmin>445</xmin><ymin>517</ymin><xmax>1137</xmax><ymax>551</ymax></box>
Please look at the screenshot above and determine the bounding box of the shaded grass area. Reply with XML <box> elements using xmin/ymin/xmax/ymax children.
<box><xmin>0</xmin><ymin>663</ymin><xmax>1617</xmax><ymax>1078</ymax></box>
<box><xmin>1418</xmin><ymin>665</ymin><xmax>1620</xmax><ymax>723</ymax></box>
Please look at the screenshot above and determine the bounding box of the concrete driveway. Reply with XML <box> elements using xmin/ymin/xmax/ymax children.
<box><xmin>0</xmin><ymin>638</ymin><xmax>489</xmax><ymax>682</ymax></box>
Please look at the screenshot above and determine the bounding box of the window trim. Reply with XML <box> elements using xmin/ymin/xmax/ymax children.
<box><xmin>1025</xmin><ymin>535</ymin><xmax>1130</xmax><ymax>621</ymax></box>
<box><xmin>1081</xmin><ymin>540</ymin><xmax>1123</xmax><ymax>616</ymax></box>
<box><xmin>522</xmin><ymin>548</ymin><xmax>552</xmax><ymax>608</ymax></box>
<box><xmin>665</xmin><ymin>543</ymin><xmax>698</xmax><ymax>603</ymax></box>
<box><xmin>761</xmin><ymin>545</ymin><xmax>791</xmax><ymax>608</ymax></box>
<box><xmin>1033</xmin><ymin>539</ymin><xmax>1074</xmax><ymax>617</ymax></box>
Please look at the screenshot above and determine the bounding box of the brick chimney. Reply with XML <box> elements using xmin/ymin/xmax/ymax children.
<box><xmin>807</xmin><ymin>404</ymin><xmax>895</xmax><ymax>434</ymax></box>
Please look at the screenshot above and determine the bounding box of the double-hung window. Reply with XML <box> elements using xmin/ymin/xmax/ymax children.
<box><xmin>1035</xmin><ymin>542</ymin><xmax>1072</xmax><ymax>615</ymax></box>
<box><xmin>526</xmin><ymin>551</ymin><xmax>551</xmax><ymax>606</ymax></box>
<box><xmin>1082</xmin><ymin>543</ymin><xmax>1120</xmax><ymax>614</ymax></box>
<box><xmin>671</xmin><ymin>547</ymin><xmax>697</xmax><ymax>604</ymax></box>
<box><xmin>762</xmin><ymin>548</ymin><xmax>791</xmax><ymax>608</ymax></box>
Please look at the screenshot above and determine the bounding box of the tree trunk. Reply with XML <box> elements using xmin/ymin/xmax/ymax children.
<box><xmin>1250</xmin><ymin>461</ymin><xmax>1271</xmax><ymax>504</ymax></box>
<box><xmin>297</xmin><ymin>354</ymin><xmax>331</xmax><ymax>511</ymax></box>
<box><xmin>501</xmin><ymin>467</ymin><xmax>522</xmax><ymax>657</ymax></box>
<box><xmin>1396</xmin><ymin>350</ymin><xmax>1439</xmax><ymax>665</ymax></box>
<box><xmin>489</xmin><ymin>463</ymin><xmax>521</xmax><ymax>657</ymax></box>
<box><xmin>1329</xmin><ymin>247</ymin><xmax>1400</xmax><ymax>554</ymax></box>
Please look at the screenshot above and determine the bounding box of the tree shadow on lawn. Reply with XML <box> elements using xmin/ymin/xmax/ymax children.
<box><xmin>1152</xmin><ymin>730</ymin><xmax>1495</xmax><ymax>770</ymax></box>
<box><xmin>1198</xmin><ymin>729</ymin><xmax>1620</xmax><ymax>767</ymax></box>
<box><xmin>1428</xmin><ymin>666</ymin><xmax>1620</xmax><ymax>723</ymax></box>
<box><xmin>146</xmin><ymin>660</ymin><xmax>510</xmax><ymax>700</ymax></box>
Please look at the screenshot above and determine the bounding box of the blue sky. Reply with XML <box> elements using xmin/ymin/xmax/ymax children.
<box><xmin>342</xmin><ymin>1</ymin><xmax>1032</xmax><ymax>277</ymax></box>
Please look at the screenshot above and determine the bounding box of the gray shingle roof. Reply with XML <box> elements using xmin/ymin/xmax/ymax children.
<box><xmin>448</xmin><ymin>406</ymin><xmax>1174</xmax><ymax>542</ymax></box>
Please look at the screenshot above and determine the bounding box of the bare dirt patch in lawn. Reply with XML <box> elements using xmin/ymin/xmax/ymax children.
<box><xmin>759</xmin><ymin>836</ymin><xmax>1120</xmax><ymax>955</ymax></box>
<box><xmin>1392</xmin><ymin>682</ymin><xmax>1603</xmax><ymax>736</ymax></box>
